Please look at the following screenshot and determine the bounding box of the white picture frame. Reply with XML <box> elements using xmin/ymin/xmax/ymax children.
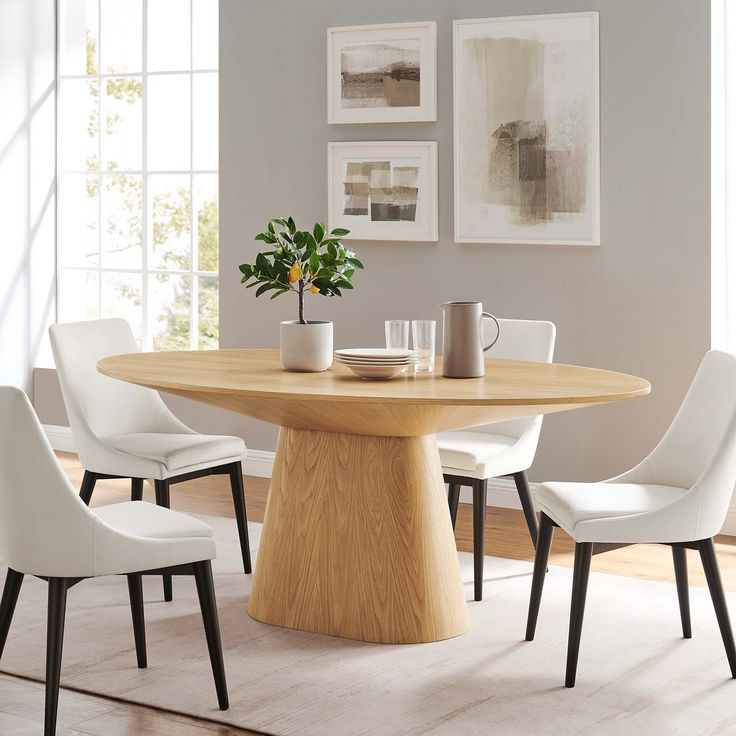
<box><xmin>328</xmin><ymin>141</ymin><xmax>438</xmax><ymax>242</ymax></box>
<box><xmin>327</xmin><ymin>22</ymin><xmax>437</xmax><ymax>124</ymax></box>
<box><xmin>453</xmin><ymin>12</ymin><xmax>600</xmax><ymax>246</ymax></box>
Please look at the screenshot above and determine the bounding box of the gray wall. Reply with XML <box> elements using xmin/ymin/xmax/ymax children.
<box><xmin>33</xmin><ymin>0</ymin><xmax>711</xmax><ymax>487</ymax></box>
<box><xmin>213</xmin><ymin>0</ymin><xmax>710</xmax><ymax>482</ymax></box>
<box><xmin>0</xmin><ymin>0</ymin><xmax>56</xmax><ymax>395</ymax></box>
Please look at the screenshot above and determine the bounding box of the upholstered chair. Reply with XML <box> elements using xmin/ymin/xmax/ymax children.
<box><xmin>0</xmin><ymin>386</ymin><xmax>229</xmax><ymax>736</ymax></box>
<box><xmin>526</xmin><ymin>350</ymin><xmax>736</xmax><ymax>687</ymax></box>
<box><xmin>49</xmin><ymin>318</ymin><xmax>251</xmax><ymax>602</ymax></box>
<box><xmin>440</xmin><ymin>319</ymin><xmax>556</xmax><ymax>600</ymax></box>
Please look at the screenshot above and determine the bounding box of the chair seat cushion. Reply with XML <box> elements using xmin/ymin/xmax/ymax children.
<box><xmin>437</xmin><ymin>431</ymin><xmax>520</xmax><ymax>478</ymax></box>
<box><xmin>537</xmin><ymin>481</ymin><xmax>690</xmax><ymax>539</ymax></box>
<box><xmin>100</xmin><ymin>432</ymin><xmax>244</xmax><ymax>473</ymax></box>
<box><xmin>94</xmin><ymin>501</ymin><xmax>214</xmax><ymax>540</ymax></box>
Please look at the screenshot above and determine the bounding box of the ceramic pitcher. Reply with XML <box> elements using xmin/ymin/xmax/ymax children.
<box><xmin>441</xmin><ymin>302</ymin><xmax>500</xmax><ymax>378</ymax></box>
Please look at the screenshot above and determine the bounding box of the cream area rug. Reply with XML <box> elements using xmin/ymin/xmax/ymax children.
<box><xmin>0</xmin><ymin>516</ymin><xmax>735</xmax><ymax>736</ymax></box>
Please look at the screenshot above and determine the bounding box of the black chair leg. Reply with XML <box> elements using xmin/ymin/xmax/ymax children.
<box><xmin>525</xmin><ymin>513</ymin><xmax>555</xmax><ymax>641</ymax></box>
<box><xmin>193</xmin><ymin>560</ymin><xmax>229</xmax><ymax>710</ymax></box>
<box><xmin>447</xmin><ymin>483</ymin><xmax>461</xmax><ymax>530</ymax></box>
<box><xmin>472</xmin><ymin>479</ymin><xmax>487</xmax><ymax>602</ymax></box>
<box><xmin>513</xmin><ymin>471</ymin><xmax>539</xmax><ymax>549</ymax></box>
<box><xmin>672</xmin><ymin>546</ymin><xmax>692</xmax><ymax>639</ymax></box>
<box><xmin>79</xmin><ymin>471</ymin><xmax>97</xmax><ymax>506</ymax></box>
<box><xmin>45</xmin><ymin>578</ymin><xmax>68</xmax><ymax>736</ymax></box>
<box><xmin>0</xmin><ymin>569</ymin><xmax>24</xmax><ymax>660</ymax></box>
<box><xmin>698</xmin><ymin>538</ymin><xmax>736</xmax><ymax>678</ymax></box>
<box><xmin>227</xmin><ymin>462</ymin><xmax>252</xmax><ymax>574</ymax></box>
<box><xmin>127</xmin><ymin>574</ymin><xmax>147</xmax><ymax>668</ymax></box>
<box><xmin>131</xmin><ymin>478</ymin><xmax>144</xmax><ymax>502</ymax></box>
<box><xmin>154</xmin><ymin>479</ymin><xmax>173</xmax><ymax>602</ymax></box>
<box><xmin>565</xmin><ymin>542</ymin><xmax>593</xmax><ymax>688</ymax></box>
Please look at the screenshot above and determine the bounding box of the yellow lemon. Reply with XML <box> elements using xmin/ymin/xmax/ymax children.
<box><xmin>310</xmin><ymin>284</ymin><xmax>320</xmax><ymax>294</ymax></box>
<box><xmin>288</xmin><ymin>263</ymin><xmax>301</xmax><ymax>283</ymax></box>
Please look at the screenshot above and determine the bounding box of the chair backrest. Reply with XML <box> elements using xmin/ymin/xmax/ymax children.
<box><xmin>0</xmin><ymin>386</ymin><xmax>99</xmax><ymax>575</ymax></box>
<box><xmin>49</xmin><ymin>319</ymin><xmax>187</xmax><ymax>465</ymax></box>
<box><xmin>625</xmin><ymin>350</ymin><xmax>736</xmax><ymax>533</ymax></box>
<box><xmin>478</xmin><ymin>318</ymin><xmax>556</xmax><ymax>440</ymax></box>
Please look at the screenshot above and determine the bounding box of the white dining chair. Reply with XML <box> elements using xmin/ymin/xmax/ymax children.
<box><xmin>0</xmin><ymin>386</ymin><xmax>229</xmax><ymax>736</ymax></box>
<box><xmin>526</xmin><ymin>350</ymin><xmax>736</xmax><ymax>687</ymax></box>
<box><xmin>441</xmin><ymin>318</ymin><xmax>556</xmax><ymax>601</ymax></box>
<box><xmin>49</xmin><ymin>318</ymin><xmax>251</xmax><ymax>603</ymax></box>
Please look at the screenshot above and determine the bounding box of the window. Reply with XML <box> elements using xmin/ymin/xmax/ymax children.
<box><xmin>56</xmin><ymin>0</ymin><xmax>219</xmax><ymax>350</ymax></box>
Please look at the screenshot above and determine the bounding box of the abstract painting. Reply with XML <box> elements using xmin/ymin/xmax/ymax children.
<box><xmin>454</xmin><ymin>13</ymin><xmax>600</xmax><ymax>245</ymax></box>
<box><xmin>328</xmin><ymin>142</ymin><xmax>438</xmax><ymax>241</ymax></box>
<box><xmin>328</xmin><ymin>22</ymin><xmax>436</xmax><ymax>124</ymax></box>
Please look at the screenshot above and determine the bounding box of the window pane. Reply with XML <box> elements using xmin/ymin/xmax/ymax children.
<box><xmin>150</xmin><ymin>273</ymin><xmax>191</xmax><ymax>350</ymax></box>
<box><xmin>59</xmin><ymin>0</ymin><xmax>99</xmax><ymax>76</ymax></box>
<box><xmin>100</xmin><ymin>0</ymin><xmax>142</xmax><ymax>74</ymax></box>
<box><xmin>58</xmin><ymin>174</ymin><xmax>99</xmax><ymax>266</ymax></box>
<box><xmin>101</xmin><ymin>272</ymin><xmax>143</xmax><ymax>343</ymax></box>
<box><xmin>101</xmin><ymin>174</ymin><xmax>143</xmax><ymax>267</ymax></box>
<box><xmin>147</xmin><ymin>75</ymin><xmax>191</xmax><ymax>171</ymax></box>
<box><xmin>194</xmin><ymin>174</ymin><xmax>218</xmax><ymax>270</ymax></box>
<box><xmin>198</xmin><ymin>275</ymin><xmax>219</xmax><ymax>349</ymax></box>
<box><xmin>193</xmin><ymin>73</ymin><xmax>217</xmax><ymax>170</ymax></box>
<box><xmin>148</xmin><ymin>0</ymin><xmax>191</xmax><ymax>72</ymax></box>
<box><xmin>102</xmin><ymin>76</ymin><xmax>143</xmax><ymax>170</ymax></box>
<box><xmin>58</xmin><ymin>79</ymin><xmax>98</xmax><ymax>172</ymax></box>
<box><xmin>149</xmin><ymin>174</ymin><xmax>191</xmax><ymax>270</ymax></box>
<box><xmin>193</xmin><ymin>0</ymin><xmax>218</xmax><ymax>69</ymax></box>
<box><xmin>59</xmin><ymin>270</ymin><xmax>99</xmax><ymax>322</ymax></box>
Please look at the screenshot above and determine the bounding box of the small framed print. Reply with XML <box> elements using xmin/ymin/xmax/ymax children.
<box><xmin>328</xmin><ymin>141</ymin><xmax>438</xmax><ymax>242</ymax></box>
<box><xmin>327</xmin><ymin>22</ymin><xmax>437</xmax><ymax>124</ymax></box>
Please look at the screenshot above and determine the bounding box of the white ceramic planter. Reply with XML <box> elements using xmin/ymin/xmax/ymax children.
<box><xmin>280</xmin><ymin>320</ymin><xmax>333</xmax><ymax>372</ymax></box>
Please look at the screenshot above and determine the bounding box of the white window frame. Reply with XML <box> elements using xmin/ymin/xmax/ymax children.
<box><xmin>56</xmin><ymin>0</ymin><xmax>219</xmax><ymax>350</ymax></box>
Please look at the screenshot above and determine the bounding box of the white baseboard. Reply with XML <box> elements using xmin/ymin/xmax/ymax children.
<box><xmin>44</xmin><ymin>424</ymin><xmax>77</xmax><ymax>453</ymax></box>
<box><xmin>43</xmin><ymin>424</ymin><xmax>275</xmax><ymax>479</ymax></box>
<box><xmin>458</xmin><ymin>477</ymin><xmax>533</xmax><ymax>510</ymax></box>
<box><xmin>39</xmin><ymin>425</ymin><xmax>736</xmax><ymax>536</ymax></box>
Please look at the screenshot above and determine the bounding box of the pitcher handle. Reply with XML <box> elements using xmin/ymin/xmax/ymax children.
<box><xmin>481</xmin><ymin>312</ymin><xmax>500</xmax><ymax>352</ymax></box>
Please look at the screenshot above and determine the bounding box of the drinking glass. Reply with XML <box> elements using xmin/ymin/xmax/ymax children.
<box><xmin>385</xmin><ymin>320</ymin><xmax>410</xmax><ymax>350</ymax></box>
<box><xmin>412</xmin><ymin>320</ymin><xmax>436</xmax><ymax>373</ymax></box>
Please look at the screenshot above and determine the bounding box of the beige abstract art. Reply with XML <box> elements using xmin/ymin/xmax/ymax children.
<box><xmin>454</xmin><ymin>13</ymin><xmax>600</xmax><ymax>245</ymax></box>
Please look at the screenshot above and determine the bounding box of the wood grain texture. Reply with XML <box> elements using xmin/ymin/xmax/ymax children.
<box><xmin>248</xmin><ymin>428</ymin><xmax>469</xmax><ymax>644</ymax></box>
<box><xmin>97</xmin><ymin>350</ymin><xmax>650</xmax><ymax>436</ymax></box>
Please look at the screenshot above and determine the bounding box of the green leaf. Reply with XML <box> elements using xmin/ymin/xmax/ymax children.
<box><xmin>255</xmin><ymin>282</ymin><xmax>272</xmax><ymax>297</ymax></box>
<box><xmin>287</xmin><ymin>216</ymin><xmax>296</xmax><ymax>233</ymax></box>
<box><xmin>330</xmin><ymin>227</ymin><xmax>350</xmax><ymax>237</ymax></box>
<box><xmin>239</xmin><ymin>263</ymin><xmax>253</xmax><ymax>275</ymax></box>
<box><xmin>346</xmin><ymin>257</ymin><xmax>364</xmax><ymax>269</ymax></box>
<box><xmin>313</xmin><ymin>222</ymin><xmax>325</xmax><ymax>244</ymax></box>
<box><xmin>255</xmin><ymin>252</ymin><xmax>270</xmax><ymax>274</ymax></box>
<box><xmin>309</xmin><ymin>251</ymin><xmax>320</xmax><ymax>273</ymax></box>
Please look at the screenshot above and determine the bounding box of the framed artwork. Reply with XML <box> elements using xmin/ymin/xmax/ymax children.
<box><xmin>327</xmin><ymin>22</ymin><xmax>437</xmax><ymax>124</ymax></box>
<box><xmin>454</xmin><ymin>13</ymin><xmax>600</xmax><ymax>245</ymax></box>
<box><xmin>328</xmin><ymin>141</ymin><xmax>438</xmax><ymax>241</ymax></box>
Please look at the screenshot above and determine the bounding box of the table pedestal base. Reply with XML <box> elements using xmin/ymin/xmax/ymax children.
<box><xmin>248</xmin><ymin>427</ymin><xmax>470</xmax><ymax>644</ymax></box>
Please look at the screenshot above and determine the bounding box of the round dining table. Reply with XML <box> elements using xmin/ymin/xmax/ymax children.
<box><xmin>98</xmin><ymin>349</ymin><xmax>650</xmax><ymax>645</ymax></box>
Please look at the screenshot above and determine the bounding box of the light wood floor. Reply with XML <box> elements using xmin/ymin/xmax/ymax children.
<box><xmin>2</xmin><ymin>452</ymin><xmax>735</xmax><ymax>734</ymax></box>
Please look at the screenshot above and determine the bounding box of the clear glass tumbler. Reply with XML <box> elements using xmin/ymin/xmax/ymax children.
<box><xmin>385</xmin><ymin>320</ymin><xmax>410</xmax><ymax>350</ymax></box>
<box><xmin>412</xmin><ymin>320</ymin><xmax>436</xmax><ymax>373</ymax></box>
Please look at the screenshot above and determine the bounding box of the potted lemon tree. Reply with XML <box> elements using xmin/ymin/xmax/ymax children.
<box><xmin>239</xmin><ymin>217</ymin><xmax>364</xmax><ymax>372</ymax></box>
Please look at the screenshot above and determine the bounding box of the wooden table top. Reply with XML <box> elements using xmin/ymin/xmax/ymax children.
<box><xmin>98</xmin><ymin>348</ymin><xmax>650</xmax><ymax>407</ymax></box>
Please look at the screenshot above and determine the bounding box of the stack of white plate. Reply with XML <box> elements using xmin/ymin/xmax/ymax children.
<box><xmin>334</xmin><ymin>348</ymin><xmax>418</xmax><ymax>380</ymax></box>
